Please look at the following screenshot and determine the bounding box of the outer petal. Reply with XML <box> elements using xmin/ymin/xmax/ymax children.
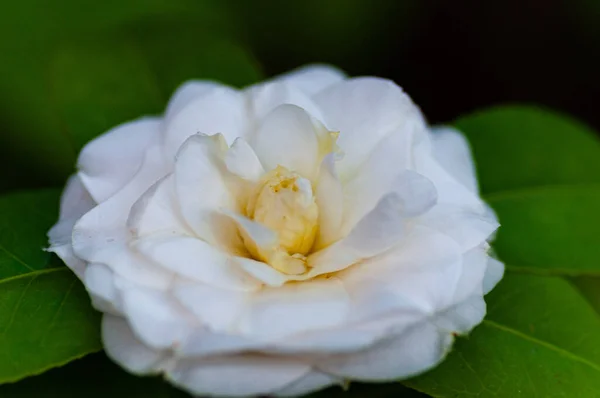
<box><xmin>484</xmin><ymin>257</ymin><xmax>505</xmax><ymax>294</ymax></box>
<box><xmin>276</xmin><ymin>371</ymin><xmax>341</xmax><ymax>397</ymax></box>
<box><xmin>172</xmin><ymin>280</ymin><xmax>249</xmax><ymax>333</ymax></box>
<box><xmin>314</xmin><ymin>77</ymin><xmax>427</xmax><ymax>179</ymax></box>
<box><xmin>413</xmin><ymin>139</ymin><xmax>484</xmax><ymax>210</ymax></box>
<box><xmin>47</xmin><ymin>175</ymin><xmax>95</xmax><ymax>278</ymax></box>
<box><xmin>78</xmin><ymin>117</ymin><xmax>160</xmax><ymax>202</ymax></box>
<box><xmin>238</xmin><ymin>278</ymin><xmax>350</xmax><ymax>340</ymax></box>
<box><xmin>166</xmin><ymin>356</ymin><xmax>310</xmax><ymax>398</ymax></box>
<box><xmin>319</xmin><ymin>321</ymin><xmax>453</xmax><ymax>381</ymax></box>
<box><xmin>431</xmin><ymin>126</ymin><xmax>478</xmax><ymax>193</ymax></box>
<box><xmin>72</xmin><ymin>145</ymin><xmax>173</xmax><ymax>289</ymax></box>
<box><xmin>121</xmin><ymin>288</ymin><xmax>193</xmax><ymax>350</ymax></box>
<box><xmin>275</xmin><ymin>64</ymin><xmax>347</xmax><ymax>96</ymax></box>
<box><xmin>163</xmin><ymin>85</ymin><xmax>247</xmax><ymax>159</ymax></box>
<box><xmin>417</xmin><ymin>204</ymin><xmax>499</xmax><ymax>252</ymax></box>
<box><xmin>102</xmin><ymin>315</ymin><xmax>166</xmax><ymax>375</ymax></box>
<box><xmin>340</xmin><ymin>226</ymin><xmax>463</xmax><ymax>321</ymax></box>
<box><xmin>84</xmin><ymin>263</ymin><xmax>121</xmax><ymax>315</ymax></box>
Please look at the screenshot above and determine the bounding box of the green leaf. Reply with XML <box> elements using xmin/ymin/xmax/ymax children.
<box><xmin>486</xmin><ymin>185</ymin><xmax>600</xmax><ymax>276</ymax></box>
<box><xmin>405</xmin><ymin>273</ymin><xmax>600</xmax><ymax>397</ymax></box>
<box><xmin>570</xmin><ymin>276</ymin><xmax>600</xmax><ymax>315</ymax></box>
<box><xmin>0</xmin><ymin>190</ymin><xmax>101</xmax><ymax>384</ymax></box>
<box><xmin>0</xmin><ymin>190</ymin><xmax>60</xmax><ymax>279</ymax></box>
<box><xmin>50</xmin><ymin>37</ymin><xmax>165</xmax><ymax>152</ymax></box>
<box><xmin>0</xmin><ymin>0</ymin><xmax>257</xmax><ymax>189</ymax></box>
<box><xmin>454</xmin><ymin>105</ymin><xmax>600</xmax><ymax>195</ymax></box>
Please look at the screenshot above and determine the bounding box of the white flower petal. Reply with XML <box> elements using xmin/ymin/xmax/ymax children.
<box><xmin>174</xmin><ymin>134</ymin><xmax>247</xmax><ymax>253</ymax></box>
<box><xmin>315</xmin><ymin>77</ymin><xmax>426</xmax><ymax>178</ymax></box>
<box><xmin>314</xmin><ymin>154</ymin><xmax>344</xmax><ymax>250</ymax></box>
<box><xmin>102</xmin><ymin>315</ymin><xmax>166</xmax><ymax>375</ymax></box>
<box><xmin>166</xmin><ymin>356</ymin><xmax>310</xmax><ymax>398</ymax></box>
<box><xmin>127</xmin><ymin>175</ymin><xmax>192</xmax><ymax>238</ymax></box>
<box><xmin>164</xmin><ymin>85</ymin><xmax>247</xmax><ymax>158</ymax></box>
<box><xmin>72</xmin><ymin>145</ymin><xmax>172</xmax><ymax>289</ymax></box>
<box><xmin>236</xmin><ymin>257</ymin><xmax>288</xmax><ymax>287</ymax></box>
<box><xmin>431</xmin><ymin>126</ymin><xmax>478</xmax><ymax>193</ymax></box>
<box><xmin>121</xmin><ymin>288</ymin><xmax>193</xmax><ymax>350</ymax></box>
<box><xmin>84</xmin><ymin>263</ymin><xmax>121</xmax><ymax>315</ymax></box>
<box><xmin>133</xmin><ymin>233</ymin><xmax>261</xmax><ymax>292</ymax></box>
<box><xmin>225</xmin><ymin>137</ymin><xmax>265</xmax><ymax>181</ymax></box>
<box><xmin>319</xmin><ymin>321</ymin><xmax>453</xmax><ymax>380</ymax></box>
<box><xmin>414</xmin><ymin>140</ymin><xmax>484</xmax><ymax>210</ymax></box>
<box><xmin>418</xmin><ymin>204</ymin><xmax>499</xmax><ymax>251</ymax></box>
<box><xmin>47</xmin><ymin>175</ymin><xmax>96</xmax><ymax>278</ymax></box>
<box><xmin>276</xmin><ymin>371</ymin><xmax>341</xmax><ymax>397</ymax></box>
<box><xmin>238</xmin><ymin>278</ymin><xmax>350</xmax><ymax>339</ymax></box>
<box><xmin>245</xmin><ymin>81</ymin><xmax>325</xmax><ymax>127</ymax></box>
<box><xmin>483</xmin><ymin>257</ymin><xmax>505</xmax><ymax>294</ymax></box>
<box><xmin>340</xmin><ymin>128</ymin><xmax>415</xmax><ymax>233</ymax></box>
<box><xmin>78</xmin><ymin>117</ymin><xmax>160</xmax><ymax>202</ymax></box>
<box><xmin>251</xmin><ymin>104</ymin><xmax>322</xmax><ymax>179</ymax></box>
<box><xmin>341</xmin><ymin>226</ymin><xmax>463</xmax><ymax>320</ymax></box>
<box><xmin>166</xmin><ymin>81</ymin><xmax>224</xmax><ymax>120</ymax></box>
<box><xmin>433</xmin><ymin>295</ymin><xmax>486</xmax><ymax>334</ymax></box>
<box><xmin>178</xmin><ymin>331</ymin><xmax>261</xmax><ymax>358</ymax></box>
<box><xmin>276</xmin><ymin>64</ymin><xmax>347</xmax><ymax>96</ymax></box>
<box><xmin>308</xmin><ymin>173</ymin><xmax>434</xmax><ymax>277</ymax></box>
<box><xmin>171</xmin><ymin>281</ymin><xmax>248</xmax><ymax>332</ymax></box>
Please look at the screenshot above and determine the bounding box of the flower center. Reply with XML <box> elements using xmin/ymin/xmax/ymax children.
<box><xmin>244</xmin><ymin>166</ymin><xmax>319</xmax><ymax>274</ymax></box>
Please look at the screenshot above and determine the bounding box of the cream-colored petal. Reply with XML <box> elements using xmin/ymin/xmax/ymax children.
<box><xmin>314</xmin><ymin>154</ymin><xmax>344</xmax><ymax>250</ymax></box>
<box><xmin>251</xmin><ymin>104</ymin><xmax>322</xmax><ymax>180</ymax></box>
<box><xmin>174</xmin><ymin>134</ymin><xmax>246</xmax><ymax>253</ymax></box>
<box><xmin>225</xmin><ymin>137</ymin><xmax>265</xmax><ymax>181</ymax></box>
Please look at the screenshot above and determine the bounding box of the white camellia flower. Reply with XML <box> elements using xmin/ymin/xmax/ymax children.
<box><xmin>48</xmin><ymin>65</ymin><xmax>503</xmax><ymax>397</ymax></box>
